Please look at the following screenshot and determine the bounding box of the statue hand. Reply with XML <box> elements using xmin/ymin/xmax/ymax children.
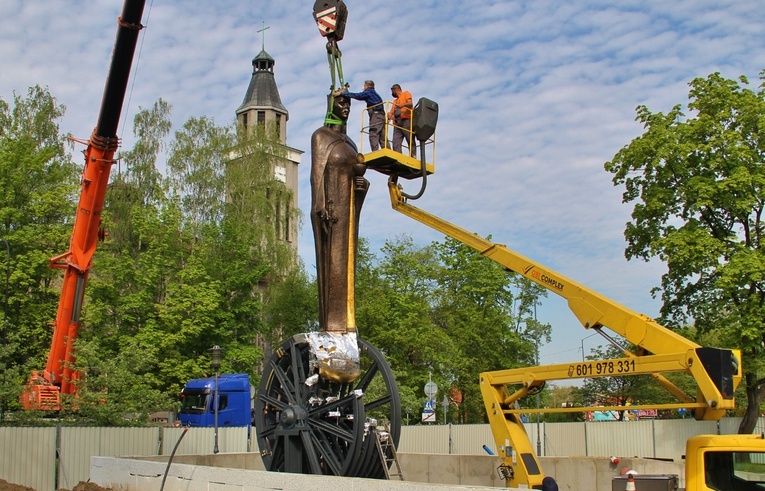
<box><xmin>354</xmin><ymin>176</ymin><xmax>369</xmax><ymax>192</ymax></box>
<box><xmin>317</xmin><ymin>208</ymin><xmax>335</xmax><ymax>235</ymax></box>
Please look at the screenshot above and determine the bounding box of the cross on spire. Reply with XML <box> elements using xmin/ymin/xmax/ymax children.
<box><xmin>257</xmin><ymin>21</ymin><xmax>270</xmax><ymax>51</ymax></box>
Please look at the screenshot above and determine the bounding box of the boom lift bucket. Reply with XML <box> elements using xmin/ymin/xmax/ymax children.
<box><xmin>363</xmin><ymin>98</ymin><xmax>438</xmax><ymax>180</ymax></box>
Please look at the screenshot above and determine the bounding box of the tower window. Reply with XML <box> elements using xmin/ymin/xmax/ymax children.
<box><xmin>258</xmin><ymin>111</ymin><xmax>265</xmax><ymax>124</ymax></box>
<box><xmin>275</xmin><ymin>113</ymin><xmax>281</xmax><ymax>137</ymax></box>
<box><xmin>285</xmin><ymin>202</ymin><xmax>291</xmax><ymax>241</ymax></box>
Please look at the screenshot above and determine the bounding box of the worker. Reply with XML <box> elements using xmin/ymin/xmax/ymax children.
<box><xmin>387</xmin><ymin>83</ymin><xmax>415</xmax><ymax>157</ymax></box>
<box><xmin>541</xmin><ymin>476</ymin><xmax>559</xmax><ymax>491</ymax></box>
<box><xmin>334</xmin><ymin>80</ymin><xmax>385</xmax><ymax>151</ymax></box>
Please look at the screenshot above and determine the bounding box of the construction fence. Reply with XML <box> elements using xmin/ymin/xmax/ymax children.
<box><xmin>0</xmin><ymin>417</ymin><xmax>760</xmax><ymax>491</ymax></box>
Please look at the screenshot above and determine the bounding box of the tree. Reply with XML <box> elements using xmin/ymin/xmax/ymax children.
<box><xmin>540</xmin><ymin>384</ymin><xmax>584</xmax><ymax>423</ymax></box>
<box><xmin>261</xmin><ymin>263</ymin><xmax>317</xmax><ymax>353</ymax></box>
<box><xmin>1</xmin><ymin>89</ymin><xmax>311</xmax><ymax>421</ymax></box>
<box><xmin>224</xmin><ymin>122</ymin><xmax>297</xmax><ymax>275</ymax></box>
<box><xmin>0</xmin><ymin>86</ymin><xmax>77</xmax><ymax>411</ymax></box>
<box><xmin>216</xmin><ymin>122</ymin><xmax>301</xmax><ymax>352</ymax></box>
<box><xmin>166</xmin><ymin>116</ymin><xmax>231</xmax><ymax>239</ymax></box>
<box><xmin>356</xmin><ymin>236</ymin><xmax>458</xmax><ymax>423</ymax></box>
<box><xmin>432</xmin><ymin>237</ymin><xmax>550</xmax><ymax>422</ymax></box>
<box><xmin>67</xmin><ymin>337</ymin><xmax>175</xmax><ymax>425</ymax></box>
<box><xmin>605</xmin><ymin>71</ymin><xmax>765</xmax><ymax>433</ymax></box>
<box><xmin>83</xmin><ymin>107</ymin><xmax>307</xmax><ymax>402</ymax></box>
<box><xmin>578</xmin><ymin>344</ymin><xmax>675</xmax><ymax>420</ymax></box>
<box><xmin>355</xmin><ymin>235</ymin><xmax>550</xmax><ymax>423</ymax></box>
<box><xmin>83</xmin><ymin>102</ymin><xmax>198</xmax><ymax>403</ymax></box>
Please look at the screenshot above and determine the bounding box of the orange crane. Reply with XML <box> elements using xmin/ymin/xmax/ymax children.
<box><xmin>20</xmin><ymin>0</ymin><xmax>146</xmax><ymax>410</ymax></box>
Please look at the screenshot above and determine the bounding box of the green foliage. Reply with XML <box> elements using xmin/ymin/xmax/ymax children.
<box><xmin>167</xmin><ymin>115</ymin><xmax>231</xmax><ymax>236</ymax></box>
<box><xmin>356</xmin><ymin>236</ymin><xmax>458</xmax><ymax>421</ymax></box>
<box><xmin>224</xmin><ymin>122</ymin><xmax>297</xmax><ymax>275</ymax></box>
<box><xmin>0</xmin><ymin>86</ymin><xmax>76</xmax><ymax>412</ymax></box>
<box><xmin>65</xmin><ymin>337</ymin><xmax>175</xmax><ymax>426</ymax></box>
<box><xmin>262</xmin><ymin>262</ymin><xmax>318</xmax><ymax>350</ymax></box>
<box><xmin>578</xmin><ymin>344</ymin><xmax>674</xmax><ymax>418</ymax></box>
<box><xmin>538</xmin><ymin>384</ymin><xmax>584</xmax><ymax>423</ymax></box>
<box><xmin>356</xmin><ymin>235</ymin><xmax>550</xmax><ymax>423</ymax></box>
<box><xmin>0</xmin><ymin>90</ymin><xmax>314</xmax><ymax>423</ymax></box>
<box><xmin>605</xmin><ymin>70</ymin><xmax>765</xmax><ymax>431</ymax></box>
<box><xmin>82</xmin><ymin>105</ymin><xmax>307</xmax><ymax>406</ymax></box>
<box><xmin>1</xmin><ymin>87</ymin><xmax>547</xmax><ymax>429</ymax></box>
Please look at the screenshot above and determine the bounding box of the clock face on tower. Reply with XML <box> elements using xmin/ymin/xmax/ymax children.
<box><xmin>274</xmin><ymin>165</ymin><xmax>286</xmax><ymax>183</ymax></box>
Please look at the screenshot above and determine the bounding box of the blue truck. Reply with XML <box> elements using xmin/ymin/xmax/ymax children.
<box><xmin>179</xmin><ymin>373</ymin><xmax>254</xmax><ymax>427</ymax></box>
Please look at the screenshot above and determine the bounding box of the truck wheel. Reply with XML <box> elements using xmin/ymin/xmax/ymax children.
<box><xmin>254</xmin><ymin>335</ymin><xmax>401</xmax><ymax>478</ymax></box>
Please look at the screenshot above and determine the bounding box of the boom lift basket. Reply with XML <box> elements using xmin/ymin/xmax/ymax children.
<box><xmin>362</xmin><ymin>98</ymin><xmax>437</xmax><ymax>180</ymax></box>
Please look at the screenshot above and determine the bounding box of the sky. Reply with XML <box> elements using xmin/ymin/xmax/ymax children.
<box><xmin>2</xmin><ymin>1</ymin><xmax>765</xmax><ymax>375</ymax></box>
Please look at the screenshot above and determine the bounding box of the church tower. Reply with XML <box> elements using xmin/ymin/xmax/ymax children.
<box><xmin>236</xmin><ymin>36</ymin><xmax>302</xmax><ymax>248</ymax></box>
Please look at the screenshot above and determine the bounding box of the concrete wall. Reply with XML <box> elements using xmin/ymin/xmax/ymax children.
<box><xmin>90</xmin><ymin>456</ymin><xmax>504</xmax><ymax>491</ymax></box>
<box><xmin>539</xmin><ymin>456</ymin><xmax>684</xmax><ymax>491</ymax></box>
<box><xmin>5</xmin><ymin>419</ymin><xmax>739</xmax><ymax>491</ymax></box>
<box><xmin>91</xmin><ymin>453</ymin><xmax>684</xmax><ymax>491</ymax></box>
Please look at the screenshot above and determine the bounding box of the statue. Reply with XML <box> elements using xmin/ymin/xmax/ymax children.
<box><xmin>309</xmin><ymin>93</ymin><xmax>369</xmax><ymax>382</ymax></box>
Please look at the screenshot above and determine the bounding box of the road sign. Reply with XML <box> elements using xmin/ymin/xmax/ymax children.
<box><xmin>422</xmin><ymin>411</ymin><xmax>436</xmax><ymax>423</ymax></box>
<box><xmin>423</xmin><ymin>399</ymin><xmax>435</xmax><ymax>411</ymax></box>
<box><xmin>424</xmin><ymin>381</ymin><xmax>438</xmax><ymax>398</ymax></box>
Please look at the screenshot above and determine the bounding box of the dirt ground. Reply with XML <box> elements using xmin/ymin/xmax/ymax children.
<box><xmin>0</xmin><ymin>480</ymin><xmax>111</xmax><ymax>491</ymax></box>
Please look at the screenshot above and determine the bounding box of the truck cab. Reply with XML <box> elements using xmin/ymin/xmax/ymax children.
<box><xmin>684</xmin><ymin>434</ymin><xmax>765</xmax><ymax>491</ymax></box>
<box><xmin>179</xmin><ymin>373</ymin><xmax>253</xmax><ymax>427</ymax></box>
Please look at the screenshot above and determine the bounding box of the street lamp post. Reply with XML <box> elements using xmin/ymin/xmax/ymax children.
<box><xmin>580</xmin><ymin>332</ymin><xmax>599</xmax><ymax>362</ymax></box>
<box><xmin>209</xmin><ymin>345</ymin><xmax>224</xmax><ymax>454</ymax></box>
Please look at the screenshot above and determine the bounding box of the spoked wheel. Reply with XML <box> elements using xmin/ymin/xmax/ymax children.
<box><xmin>255</xmin><ymin>334</ymin><xmax>401</xmax><ymax>478</ymax></box>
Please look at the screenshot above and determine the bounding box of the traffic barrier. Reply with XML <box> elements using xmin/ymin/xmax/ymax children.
<box><xmin>625</xmin><ymin>473</ymin><xmax>636</xmax><ymax>491</ymax></box>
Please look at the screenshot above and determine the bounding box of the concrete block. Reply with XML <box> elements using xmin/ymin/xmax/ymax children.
<box><xmin>426</xmin><ymin>453</ymin><xmax>461</xmax><ymax>484</ymax></box>
<box><xmin>92</xmin><ymin>453</ymin><xmax>682</xmax><ymax>491</ymax></box>
<box><xmin>459</xmin><ymin>455</ymin><xmax>502</xmax><ymax>487</ymax></box>
<box><xmin>91</xmin><ymin>456</ymin><xmax>504</xmax><ymax>491</ymax></box>
<box><xmin>397</xmin><ymin>453</ymin><xmax>430</xmax><ymax>483</ymax></box>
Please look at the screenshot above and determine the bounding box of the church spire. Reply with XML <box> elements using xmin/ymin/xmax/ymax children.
<box><xmin>236</xmin><ymin>24</ymin><xmax>288</xmax><ymax>141</ymax></box>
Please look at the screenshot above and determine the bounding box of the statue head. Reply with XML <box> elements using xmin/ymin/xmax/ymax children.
<box><xmin>329</xmin><ymin>93</ymin><xmax>350</xmax><ymax>123</ymax></box>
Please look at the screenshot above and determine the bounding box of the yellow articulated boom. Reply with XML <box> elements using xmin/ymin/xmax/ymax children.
<box><xmin>358</xmin><ymin>94</ymin><xmax>743</xmax><ymax>488</ymax></box>
<box><xmin>385</xmin><ymin>180</ymin><xmax>741</xmax><ymax>489</ymax></box>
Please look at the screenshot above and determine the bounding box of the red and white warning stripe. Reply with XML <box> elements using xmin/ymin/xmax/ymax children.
<box><xmin>315</xmin><ymin>7</ymin><xmax>337</xmax><ymax>35</ymax></box>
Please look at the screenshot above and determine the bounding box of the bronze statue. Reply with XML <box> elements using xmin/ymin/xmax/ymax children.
<box><xmin>309</xmin><ymin>93</ymin><xmax>369</xmax><ymax>382</ymax></box>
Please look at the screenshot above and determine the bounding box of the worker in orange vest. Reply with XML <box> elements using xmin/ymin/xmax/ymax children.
<box><xmin>387</xmin><ymin>83</ymin><xmax>416</xmax><ymax>157</ymax></box>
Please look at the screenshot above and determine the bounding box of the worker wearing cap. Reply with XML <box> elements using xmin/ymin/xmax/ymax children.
<box><xmin>388</xmin><ymin>83</ymin><xmax>415</xmax><ymax>157</ymax></box>
<box><xmin>334</xmin><ymin>80</ymin><xmax>385</xmax><ymax>151</ymax></box>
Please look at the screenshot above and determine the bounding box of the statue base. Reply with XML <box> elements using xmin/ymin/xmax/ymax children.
<box><xmin>304</xmin><ymin>331</ymin><xmax>361</xmax><ymax>383</ymax></box>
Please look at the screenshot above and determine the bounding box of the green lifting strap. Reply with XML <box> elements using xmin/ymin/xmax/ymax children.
<box><xmin>325</xmin><ymin>40</ymin><xmax>346</xmax><ymax>125</ymax></box>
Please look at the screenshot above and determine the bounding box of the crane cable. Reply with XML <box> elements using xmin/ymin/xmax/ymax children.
<box><xmin>118</xmin><ymin>0</ymin><xmax>155</xmax><ymax>173</ymax></box>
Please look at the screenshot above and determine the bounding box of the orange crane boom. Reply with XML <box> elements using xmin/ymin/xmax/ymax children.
<box><xmin>21</xmin><ymin>0</ymin><xmax>146</xmax><ymax>410</ymax></box>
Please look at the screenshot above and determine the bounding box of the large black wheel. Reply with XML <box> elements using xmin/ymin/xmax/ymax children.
<box><xmin>254</xmin><ymin>334</ymin><xmax>401</xmax><ymax>478</ymax></box>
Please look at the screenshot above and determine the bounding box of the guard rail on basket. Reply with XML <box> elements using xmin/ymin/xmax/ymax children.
<box><xmin>358</xmin><ymin>100</ymin><xmax>436</xmax><ymax>181</ymax></box>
